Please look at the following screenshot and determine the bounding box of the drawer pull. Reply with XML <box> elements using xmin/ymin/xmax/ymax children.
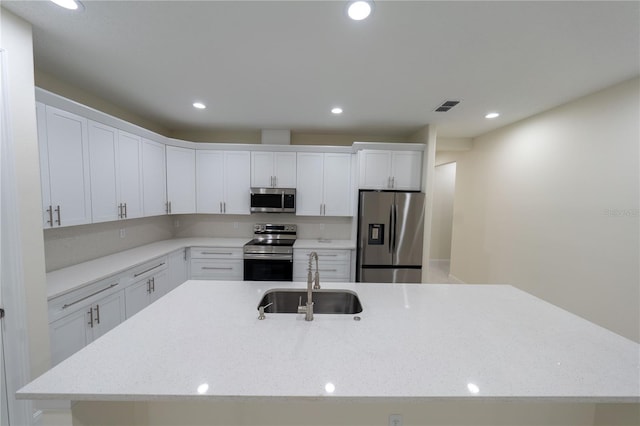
<box><xmin>62</xmin><ymin>283</ymin><xmax>118</xmax><ymax>309</ymax></box>
<box><xmin>201</xmin><ymin>267</ymin><xmax>233</xmax><ymax>270</ymax></box>
<box><xmin>200</xmin><ymin>252</ymin><xmax>233</xmax><ymax>255</ymax></box>
<box><xmin>133</xmin><ymin>262</ymin><xmax>165</xmax><ymax>277</ymax></box>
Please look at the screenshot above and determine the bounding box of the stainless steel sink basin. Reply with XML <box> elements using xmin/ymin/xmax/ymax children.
<box><xmin>258</xmin><ymin>289</ymin><xmax>363</xmax><ymax>314</ymax></box>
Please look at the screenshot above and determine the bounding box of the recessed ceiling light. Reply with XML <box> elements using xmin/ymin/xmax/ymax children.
<box><xmin>193</xmin><ymin>102</ymin><xmax>206</xmax><ymax>110</ymax></box>
<box><xmin>331</xmin><ymin>107</ymin><xmax>343</xmax><ymax>114</ymax></box>
<box><xmin>50</xmin><ymin>0</ymin><xmax>83</xmax><ymax>11</ymax></box>
<box><xmin>485</xmin><ymin>112</ymin><xmax>500</xmax><ymax>119</ymax></box>
<box><xmin>347</xmin><ymin>1</ymin><xmax>373</xmax><ymax>21</ymax></box>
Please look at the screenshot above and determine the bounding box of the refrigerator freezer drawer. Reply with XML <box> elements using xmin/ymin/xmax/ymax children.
<box><xmin>360</xmin><ymin>267</ymin><xmax>422</xmax><ymax>283</ymax></box>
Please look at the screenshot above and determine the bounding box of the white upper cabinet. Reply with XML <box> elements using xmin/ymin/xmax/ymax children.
<box><xmin>166</xmin><ymin>146</ymin><xmax>196</xmax><ymax>214</ymax></box>
<box><xmin>88</xmin><ymin>122</ymin><xmax>143</xmax><ymax>223</ymax></box>
<box><xmin>37</xmin><ymin>103</ymin><xmax>92</xmax><ymax>228</ymax></box>
<box><xmin>358</xmin><ymin>150</ymin><xmax>422</xmax><ymax>190</ymax></box>
<box><xmin>251</xmin><ymin>151</ymin><xmax>296</xmax><ymax>188</ymax></box>
<box><xmin>117</xmin><ymin>131</ymin><xmax>143</xmax><ymax>219</ymax></box>
<box><xmin>296</xmin><ymin>152</ymin><xmax>352</xmax><ymax>217</ymax></box>
<box><xmin>141</xmin><ymin>138</ymin><xmax>167</xmax><ymax>217</ymax></box>
<box><xmin>196</xmin><ymin>150</ymin><xmax>250</xmax><ymax>215</ymax></box>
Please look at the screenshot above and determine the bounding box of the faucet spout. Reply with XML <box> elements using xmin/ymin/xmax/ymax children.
<box><xmin>298</xmin><ymin>251</ymin><xmax>320</xmax><ymax>321</ymax></box>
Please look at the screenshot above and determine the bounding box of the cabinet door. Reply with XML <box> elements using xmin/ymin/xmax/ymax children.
<box><xmin>149</xmin><ymin>269</ymin><xmax>169</xmax><ymax>303</ymax></box>
<box><xmin>167</xmin><ymin>249</ymin><xmax>188</xmax><ymax>292</ymax></box>
<box><xmin>273</xmin><ymin>152</ymin><xmax>297</xmax><ymax>187</ymax></box>
<box><xmin>142</xmin><ymin>138</ymin><xmax>167</xmax><ymax>216</ymax></box>
<box><xmin>196</xmin><ymin>151</ymin><xmax>224</xmax><ymax>213</ymax></box>
<box><xmin>91</xmin><ymin>290</ymin><xmax>125</xmax><ymax>341</ymax></box>
<box><xmin>391</xmin><ymin>151</ymin><xmax>422</xmax><ymax>190</ymax></box>
<box><xmin>251</xmin><ymin>151</ymin><xmax>274</xmax><ymax>187</ymax></box>
<box><xmin>223</xmin><ymin>151</ymin><xmax>251</xmax><ymax>214</ymax></box>
<box><xmin>166</xmin><ymin>146</ymin><xmax>196</xmax><ymax>214</ymax></box>
<box><xmin>49</xmin><ymin>308</ymin><xmax>89</xmax><ymax>366</ymax></box>
<box><xmin>88</xmin><ymin>120</ymin><xmax>119</xmax><ymax>223</ymax></box>
<box><xmin>125</xmin><ymin>278</ymin><xmax>151</xmax><ymax>319</ymax></box>
<box><xmin>42</xmin><ymin>105</ymin><xmax>92</xmax><ymax>227</ymax></box>
<box><xmin>323</xmin><ymin>153</ymin><xmax>352</xmax><ymax>216</ymax></box>
<box><xmin>295</xmin><ymin>153</ymin><xmax>324</xmax><ymax>216</ymax></box>
<box><xmin>358</xmin><ymin>150</ymin><xmax>392</xmax><ymax>189</ymax></box>
<box><xmin>117</xmin><ymin>131</ymin><xmax>143</xmax><ymax>219</ymax></box>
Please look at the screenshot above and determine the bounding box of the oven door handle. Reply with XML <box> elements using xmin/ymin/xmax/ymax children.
<box><xmin>244</xmin><ymin>254</ymin><xmax>293</xmax><ymax>261</ymax></box>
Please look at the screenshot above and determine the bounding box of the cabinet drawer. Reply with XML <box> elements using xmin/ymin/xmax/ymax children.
<box><xmin>123</xmin><ymin>256</ymin><xmax>168</xmax><ymax>283</ymax></box>
<box><xmin>190</xmin><ymin>247</ymin><xmax>243</xmax><ymax>259</ymax></box>
<box><xmin>294</xmin><ymin>249</ymin><xmax>351</xmax><ymax>263</ymax></box>
<box><xmin>293</xmin><ymin>261</ymin><xmax>350</xmax><ymax>282</ymax></box>
<box><xmin>190</xmin><ymin>259</ymin><xmax>243</xmax><ymax>280</ymax></box>
<box><xmin>48</xmin><ymin>276</ymin><xmax>121</xmax><ymax>322</ymax></box>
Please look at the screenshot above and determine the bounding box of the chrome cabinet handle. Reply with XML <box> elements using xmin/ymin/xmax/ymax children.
<box><xmin>320</xmin><ymin>204</ymin><xmax>323</xmax><ymax>215</ymax></box>
<box><xmin>134</xmin><ymin>262</ymin><xmax>165</xmax><ymax>277</ymax></box>
<box><xmin>123</xmin><ymin>202</ymin><xmax>127</xmax><ymax>218</ymax></box>
<box><xmin>200</xmin><ymin>251</ymin><xmax>233</xmax><ymax>255</ymax></box>
<box><xmin>223</xmin><ymin>202</ymin><xmax>226</xmax><ymax>213</ymax></box>
<box><xmin>55</xmin><ymin>205</ymin><xmax>61</xmax><ymax>225</ymax></box>
<box><xmin>88</xmin><ymin>307</ymin><xmax>94</xmax><ymax>328</ymax></box>
<box><xmin>118</xmin><ymin>203</ymin><xmax>122</xmax><ymax>219</ymax></box>
<box><xmin>147</xmin><ymin>279</ymin><xmax>152</xmax><ymax>294</ymax></box>
<box><xmin>220</xmin><ymin>201</ymin><xmax>223</xmax><ymax>213</ymax></box>
<box><xmin>46</xmin><ymin>205</ymin><xmax>53</xmax><ymax>227</ymax></box>
<box><xmin>151</xmin><ymin>277</ymin><xmax>155</xmax><ymax>292</ymax></box>
<box><xmin>62</xmin><ymin>283</ymin><xmax>119</xmax><ymax>309</ymax></box>
<box><xmin>202</xmin><ymin>267</ymin><xmax>233</xmax><ymax>270</ymax></box>
<box><xmin>94</xmin><ymin>305</ymin><xmax>100</xmax><ymax>325</ymax></box>
<box><xmin>392</xmin><ymin>176</ymin><xmax>396</xmax><ymax>188</ymax></box>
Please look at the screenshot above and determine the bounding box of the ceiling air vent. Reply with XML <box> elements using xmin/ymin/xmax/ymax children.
<box><xmin>434</xmin><ymin>100</ymin><xmax>460</xmax><ymax>112</ymax></box>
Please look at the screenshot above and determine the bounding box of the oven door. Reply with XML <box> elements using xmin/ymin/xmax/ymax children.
<box><xmin>244</xmin><ymin>254</ymin><xmax>293</xmax><ymax>281</ymax></box>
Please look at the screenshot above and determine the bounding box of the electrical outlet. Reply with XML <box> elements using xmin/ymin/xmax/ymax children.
<box><xmin>119</xmin><ymin>229</ymin><xmax>126</xmax><ymax>238</ymax></box>
<box><xmin>389</xmin><ymin>414</ymin><xmax>403</xmax><ymax>426</ymax></box>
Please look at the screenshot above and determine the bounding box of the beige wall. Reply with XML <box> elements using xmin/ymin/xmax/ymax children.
<box><xmin>430</xmin><ymin>162</ymin><xmax>456</xmax><ymax>260</ymax></box>
<box><xmin>1</xmin><ymin>8</ymin><xmax>51</xmax><ymax>377</ymax></box>
<box><xmin>35</xmin><ymin>70</ymin><xmax>171</xmax><ymax>137</ymax></box>
<box><xmin>450</xmin><ymin>77</ymin><xmax>640</xmax><ymax>342</ymax></box>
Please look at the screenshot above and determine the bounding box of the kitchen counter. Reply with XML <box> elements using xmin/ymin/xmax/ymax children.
<box><xmin>46</xmin><ymin>238</ymin><xmax>355</xmax><ymax>300</ymax></box>
<box><xmin>19</xmin><ymin>281</ymin><xmax>640</xmax><ymax>403</ymax></box>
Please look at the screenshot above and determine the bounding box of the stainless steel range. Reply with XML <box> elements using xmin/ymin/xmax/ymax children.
<box><xmin>243</xmin><ymin>223</ymin><xmax>296</xmax><ymax>281</ymax></box>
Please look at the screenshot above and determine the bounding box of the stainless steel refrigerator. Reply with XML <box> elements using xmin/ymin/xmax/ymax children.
<box><xmin>356</xmin><ymin>190</ymin><xmax>425</xmax><ymax>283</ymax></box>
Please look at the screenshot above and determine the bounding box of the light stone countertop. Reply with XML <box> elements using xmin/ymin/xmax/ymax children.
<box><xmin>294</xmin><ymin>239</ymin><xmax>356</xmax><ymax>250</ymax></box>
<box><xmin>46</xmin><ymin>238</ymin><xmax>355</xmax><ymax>300</ymax></box>
<box><xmin>19</xmin><ymin>281</ymin><xmax>640</xmax><ymax>403</ymax></box>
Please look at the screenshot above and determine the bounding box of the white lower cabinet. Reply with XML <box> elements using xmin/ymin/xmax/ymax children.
<box><xmin>293</xmin><ymin>249</ymin><xmax>352</xmax><ymax>282</ymax></box>
<box><xmin>190</xmin><ymin>247</ymin><xmax>243</xmax><ymax>280</ymax></box>
<box><xmin>167</xmin><ymin>248</ymin><xmax>189</xmax><ymax>292</ymax></box>
<box><xmin>49</xmin><ymin>281</ymin><xmax>125</xmax><ymax>366</ymax></box>
<box><xmin>124</xmin><ymin>258</ymin><xmax>169</xmax><ymax>318</ymax></box>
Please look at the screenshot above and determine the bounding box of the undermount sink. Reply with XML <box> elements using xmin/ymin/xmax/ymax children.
<box><xmin>258</xmin><ymin>288</ymin><xmax>363</xmax><ymax>315</ymax></box>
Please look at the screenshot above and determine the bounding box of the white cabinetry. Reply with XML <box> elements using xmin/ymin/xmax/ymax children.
<box><xmin>124</xmin><ymin>258</ymin><xmax>169</xmax><ymax>318</ymax></box>
<box><xmin>293</xmin><ymin>249</ymin><xmax>352</xmax><ymax>282</ymax></box>
<box><xmin>196</xmin><ymin>151</ymin><xmax>250</xmax><ymax>214</ymax></box>
<box><xmin>142</xmin><ymin>138</ymin><xmax>167</xmax><ymax>217</ymax></box>
<box><xmin>296</xmin><ymin>153</ymin><xmax>352</xmax><ymax>216</ymax></box>
<box><xmin>167</xmin><ymin>248</ymin><xmax>188</xmax><ymax>293</ymax></box>
<box><xmin>358</xmin><ymin>150</ymin><xmax>422</xmax><ymax>190</ymax></box>
<box><xmin>251</xmin><ymin>151</ymin><xmax>296</xmax><ymax>188</ymax></box>
<box><xmin>36</xmin><ymin>102</ymin><xmax>92</xmax><ymax>228</ymax></box>
<box><xmin>88</xmin><ymin>122</ymin><xmax>143</xmax><ymax>222</ymax></box>
<box><xmin>166</xmin><ymin>146</ymin><xmax>196</xmax><ymax>214</ymax></box>
<box><xmin>190</xmin><ymin>247</ymin><xmax>243</xmax><ymax>280</ymax></box>
<box><xmin>48</xmin><ymin>277</ymin><xmax>125</xmax><ymax>365</ymax></box>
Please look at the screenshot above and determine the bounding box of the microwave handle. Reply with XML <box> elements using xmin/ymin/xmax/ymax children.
<box><xmin>281</xmin><ymin>191</ymin><xmax>285</xmax><ymax>212</ymax></box>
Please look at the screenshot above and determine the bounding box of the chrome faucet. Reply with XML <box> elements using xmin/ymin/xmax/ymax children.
<box><xmin>298</xmin><ymin>251</ymin><xmax>320</xmax><ymax>321</ymax></box>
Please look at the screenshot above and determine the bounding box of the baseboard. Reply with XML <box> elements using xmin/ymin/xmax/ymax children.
<box><xmin>448</xmin><ymin>273</ymin><xmax>465</xmax><ymax>284</ymax></box>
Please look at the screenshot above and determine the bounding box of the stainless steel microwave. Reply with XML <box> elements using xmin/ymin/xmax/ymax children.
<box><xmin>250</xmin><ymin>188</ymin><xmax>296</xmax><ymax>213</ymax></box>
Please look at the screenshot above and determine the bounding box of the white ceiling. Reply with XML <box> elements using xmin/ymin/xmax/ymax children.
<box><xmin>3</xmin><ymin>0</ymin><xmax>639</xmax><ymax>138</ymax></box>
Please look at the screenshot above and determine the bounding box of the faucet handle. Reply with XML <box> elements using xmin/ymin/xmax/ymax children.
<box><xmin>258</xmin><ymin>302</ymin><xmax>273</xmax><ymax>320</ymax></box>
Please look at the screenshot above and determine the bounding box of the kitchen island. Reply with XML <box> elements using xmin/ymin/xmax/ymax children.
<box><xmin>18</xmin><ymin>281</ymin><xmax>640</xmax><ymax>425</ymax></box>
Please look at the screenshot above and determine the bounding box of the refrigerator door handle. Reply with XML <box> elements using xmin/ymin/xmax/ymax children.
<box><xmin>393</xmin><ymin>203</ymin><xmax>398</xmax><ymax>252</ymax></box>
<box><xmin>388</xmin><ymin>205</ymin><xmax>394</xmax><ymax>254</ymax></box>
